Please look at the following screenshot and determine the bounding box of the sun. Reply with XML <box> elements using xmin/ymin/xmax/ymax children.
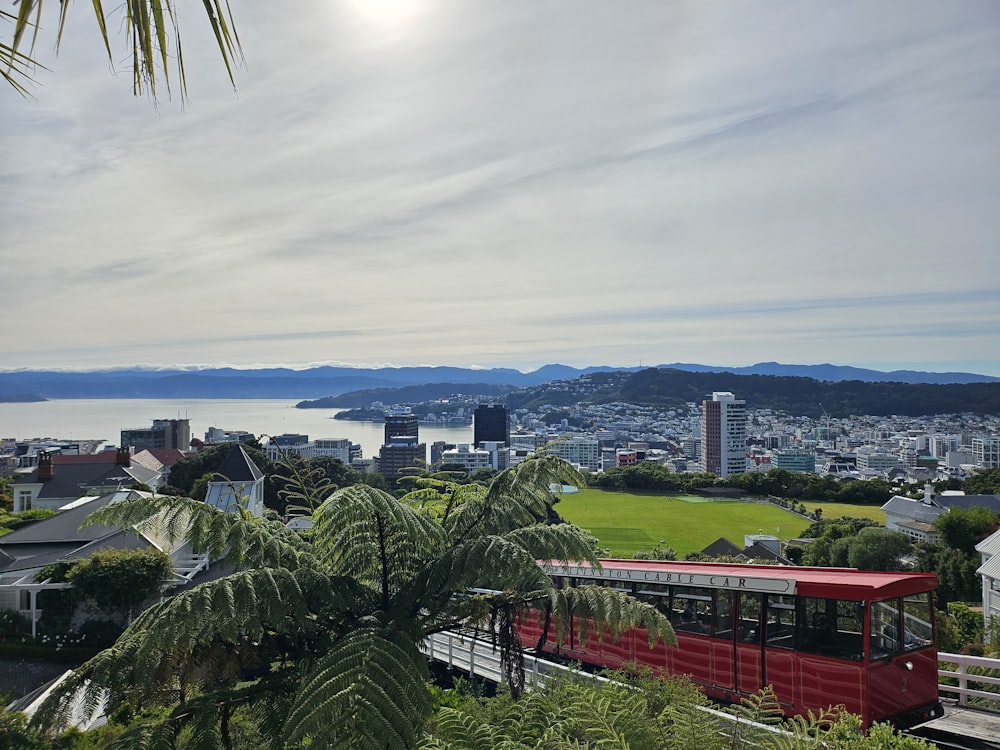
<box><xmin>345</xmin><ymin>0</ymin><xmax>425</xmax><ymax>32</ymax></box>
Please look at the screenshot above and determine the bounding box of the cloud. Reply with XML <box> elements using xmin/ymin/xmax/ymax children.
<box><xmin>1</xmin><ymin>0</ymin><xmax>998</xmax><ymax>376</ymax></box>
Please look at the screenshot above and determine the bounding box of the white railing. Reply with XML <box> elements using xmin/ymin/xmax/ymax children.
<box><xmin>938</xmin><ymin>651</ymin><xmax>1000</xmax><ymax>708</ymax></box>
<box><xmin>422</xmin><ymin>630</ymin><xmax>793</xmax><ymax>742</ymax></box>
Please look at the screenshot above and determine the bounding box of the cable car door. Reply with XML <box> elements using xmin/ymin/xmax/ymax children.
<box><xmin>735</xmin><ymin>592</ymin><xmax>764</xmax><ymax>695</ymax></box>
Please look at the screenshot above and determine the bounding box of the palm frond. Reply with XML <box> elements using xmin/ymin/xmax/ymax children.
<box><xmin>1</xmin><ymin>0</ymin><xmax>241</xmax><ymax>99</ymax></box>
<box><xmin>283</xmin><ymin>628</ymin><xmax>432</xmax><ymax>749</ymax></box>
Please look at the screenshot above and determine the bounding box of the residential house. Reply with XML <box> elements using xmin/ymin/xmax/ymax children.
<box><xmin>11</xmin><ymin>449</ymin><xmax>160</xmax><ymax>513</ymax></box>
<box><xmin>0</xmin><ymin>490</ymin><xmax>210</xmax><ymax>637</ymax></box>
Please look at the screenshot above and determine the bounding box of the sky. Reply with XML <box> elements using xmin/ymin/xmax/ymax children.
<box><xmin>2</xmin><ymin>1</ymin><xmax>999</xmax><ymax>376</ymax></box>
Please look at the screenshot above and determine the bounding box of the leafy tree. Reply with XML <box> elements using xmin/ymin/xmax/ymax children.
<box><xmin>801</xmin><ymin>525</ymin><xmax>910</xmax><ymax>571</ymax></box>
<box><xmin>307</xmin><ymin>455</ymin><xmax>363</xmax><ymax>490</ymax></box>
<box><xmin>2</xmin><ymin>0</ymin><xmax>240</xmax><ymax>99</ymax></box>
<box><xmin>845</xmin><ymin>528</ymin><xmax>911</xmax><ymax>571</ymax></box>
<box><xmin>965</xmin><ymin>468</ymin><xmax>1000</xmax><ymax>496</ymax></box>
<box><xmin>35</xmin><ymin>457</ymin><xmax>673</xmax><ymax>748</ymax></box>
<box><xmin>168</xmin><ymin>442</ymin><xmax>270</xmax><ymax>494</ymax></box>
<box><xmin>935</xmin><ymin>505</ymin><xmax>1000</xmax><ymax>555</ymax></box>
<box><xmin>947</xmin><ymin>602</ymin><xmax>985</xmax><ymax>648</ymax></box>
<box><xmin>67</xmin><ymin>548</ymin><xmax>173</xmax><ymax>624</ymax></box>
<box><xmin>801</xmin><ymin>516</ymin><xmax>879</xmax><ymax>539</ymax></box>
<box><xmin>0</xmin><ymin>475</ymin><xmax>12</xmax><ymax>512</ymax></box>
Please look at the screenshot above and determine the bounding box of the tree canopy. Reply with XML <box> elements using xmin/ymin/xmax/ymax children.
<box><xmin>965</xmin><ymin>468</ymin><xmax>1000</xmax><ymax>496</ymax></box>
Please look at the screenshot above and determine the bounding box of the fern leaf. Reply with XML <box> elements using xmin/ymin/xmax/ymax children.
<box><xmin>283</xmin><ymin>628</ymin><xmax>432</xmax><ymax>749</ymax></box>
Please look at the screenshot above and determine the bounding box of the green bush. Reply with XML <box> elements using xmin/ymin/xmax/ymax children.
<box><xmin>0</xmin><ymin>608</ymin><xmax>29</xmax><ymax>638</ymax></box>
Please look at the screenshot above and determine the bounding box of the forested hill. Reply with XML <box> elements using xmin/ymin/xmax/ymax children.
<box><xmin>297</xmin><ymin>383</ymin><xmax>512</xmax><ymax>408</ymax></box>
<box><xmin>607</xmin><ymin>368</ymin><xmax>1000</xmax><ymax>417</ymax></box>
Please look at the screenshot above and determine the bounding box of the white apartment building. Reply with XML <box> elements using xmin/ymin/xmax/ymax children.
<box><xmin>312</xmin><ymin>438</ymin><xmax>352</xmax><ymax>463</ymax></box>
<box><xmin>545</xmin><ymin>435</ymin><xmax>600</xmax><ymax>472</ymax></box>
<box><xmin>972</xmin><ymin>437</ymin><xmax>1000</xmax><ymax>469</ymax></box>
<box><xmin>441</xmin><ymin>443</ymin><xmax>492</xmax><ymax>473</ymax></box>
<box><xmin>264</xmin><ymin>437</ymin><xmax>351</xmax><ymax>463</ymax></box>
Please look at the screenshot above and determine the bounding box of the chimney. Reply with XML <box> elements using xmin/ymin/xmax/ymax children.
<box><xmin>37</xmin><ymin>450</ymin><xmax>54</xmax><ymax>481</ymax></box>
<box><xmin>922</xmin><ymin>483</ymin><xmax>934</xmax><ymax>504</ymax></box>
<box><xmin>115</xmin><ymin>446</ymin><xmax>132</xmax><ymax>467</ymax></box>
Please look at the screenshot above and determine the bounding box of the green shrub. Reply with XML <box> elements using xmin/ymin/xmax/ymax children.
<box><xmin>0</xmin><ymin>608</ymin><xmax>29</xmax><ymax>638</ymax></box>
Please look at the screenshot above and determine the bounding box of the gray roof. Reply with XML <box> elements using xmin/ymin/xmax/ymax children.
<box><xmin>0</xmin><ymin>490</ymin><xmax>150</xmax><ymax>573</ymax></box>
<box><xmin>701</xmin><ymin>537</ymin><xmax>743</xmax><ymax>557</ymax></box>
<box><xmin>937</xmin><ymin>494</ymin><xmax>1000</xmax><ymax>514</ymax></box>
<box><xmin>881</xmin><ymin>495</ymin><xmax>945</xmax><ymax>524</ymax></box>
<box><xmin>213</xmin><ymin>446</ymin><xmax>264</xmax><ymax>483</ymax></box>
<box><xmin>14</xmin><ymin>463</ymin><xmax>148</xmax><ymax>501</ymax></box>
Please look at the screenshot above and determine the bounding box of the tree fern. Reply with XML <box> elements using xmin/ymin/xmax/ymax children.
<box><xmin>313</xmin><ymin>484</ymin><xmax>448</xmax><ymax>601</ymax></box>
<box><xmin>545</xmin><ymin>585</ymin><xmax>676</xmax><ymax>650</ymax></box>
<box><xmin>421</xmin><ymin>706</ymin><xmax>499</xmax><ymax>749</ymax></box>
<box><xmin>283</xmin><ymin>628</ymin><xmax>432</xmax><ymax>749</ymax></box>
<box><xmin>34</xmin><ymin>457</ymin><xmax>677</xmax><ymax>747</ymax></box>
<box><xmin>85</xmin><ymin>493</ymin><xmax>313</xmax><ymax>571</ymax></box>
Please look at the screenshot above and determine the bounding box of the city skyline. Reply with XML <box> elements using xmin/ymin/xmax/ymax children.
<box><xmin>3</xmin><ymin>1</ymin><xmax>999</xmax><ymax>376</ymax></box>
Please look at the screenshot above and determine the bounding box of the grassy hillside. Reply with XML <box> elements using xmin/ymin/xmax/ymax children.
<box><xmin>555</xmin><ymin>488</ymin><xmax>812</xmax><ymax>557</ymax></box>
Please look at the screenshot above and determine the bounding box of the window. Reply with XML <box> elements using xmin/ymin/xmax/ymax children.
<box><xmin>765</xmin><ymin>594</ymin><xmax>796</xmax><ymax>649</ymax></box>
<box><xmin>738</xmin><ymin>592</ymin><xmax>762</xmax><ymax>644</ymax></box>
<box><xmin>713</xmin><ymin>590</ymin><xmax>734</xmax><ymax>640</ymax></box>
<box><xmin>17</xmin><ymin>490</ymin><xmax>32</xmax><ymax>512</ymax></box>
<box><xmin>635</xmin><ymin>583</ymin><xmax>670</xmax><ymax>616</ymax></box>
<box><xmin>902</xmin><ymin>593</ymin><xmax>934</xmax><ymax>652</ymax></box>
<box><xmin>796</xmin><ymin>597</ymin><xmax>864</xmax><ymax>660</ymax></box>
<box><xmin>671</xmin><ymin>586</ymin><xmax>712</xmax><ymax>635</ymax></box>
<box><xmin>871</xmin><ymin>598</ymin><xmax>901</xmax><ymax>660</ymax></box>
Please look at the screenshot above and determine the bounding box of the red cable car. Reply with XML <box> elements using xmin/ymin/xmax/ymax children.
<box><xmin>520</xmin><ymin>560</ymin><xmax>944</xmax><ymax>728</ymax></box>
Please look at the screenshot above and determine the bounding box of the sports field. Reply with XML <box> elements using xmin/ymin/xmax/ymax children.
<box><xmin>800</xmin><ymin>501</ymin><xmax>885</xmax><ymax>524</ymax></box>
<box><xmin>555</xmin><ymin>488</ymin><xmax>813</xmax><ymax>557</ymax></box>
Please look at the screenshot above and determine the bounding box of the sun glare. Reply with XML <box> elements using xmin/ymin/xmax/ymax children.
<box><xmin>346</xmin><ymin>0</ymin><xmax>425</xmax><ymax>32</ymax></box>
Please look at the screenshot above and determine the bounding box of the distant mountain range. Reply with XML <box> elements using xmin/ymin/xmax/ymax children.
<box><xmin>0</xmin><ymin>362</ymin><xmax>996</xmax><ymax>401</ymax></box>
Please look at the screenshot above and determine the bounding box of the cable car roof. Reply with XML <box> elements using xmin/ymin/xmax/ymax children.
<box><xmin>544</xmin><ymin>559</ymin><xmax>938</xmax><ymax>600</ymax></box>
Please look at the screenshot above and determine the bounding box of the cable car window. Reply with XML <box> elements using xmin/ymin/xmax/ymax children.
<box><xmin>902</xmin><ymin>593</ymin><xmax>934</xmax><ymax>652</ymax></box>
<box><xmin>635</xmin><ymin>583</ymin><xmax>670</xmax><ymax>616</ymax></box>
<box><xmin>871</xmin><ymin>598</ymin><xmax>901</xmax><ymax>660</ymax></box>
<box><xmin>796</xmin><ymin>597</ymin><xmax>864</xmax><ymax>660</ymax></box>
<box><xmin>671</xmin><ymin>586</ymin><xmax>712</xmax><ymax>635</ymax></box>
<box><xmin>738</xmin><ymin>592</ymin><xmax>762</xmax><ymax>644</ymax></box>
<box><xmin>594</xmin><ymin>578</ymin><xmax>634</xmax><ymax>595</ymax></box>
<box><xmin>713</xmin><ymin>590</ymin><xmax>734</xmax><ymax>640</ymax></box>
<box><xmin>765</xmin><ymin>594</ymin><xmax>796</xmax><ymax>649</ymax></box>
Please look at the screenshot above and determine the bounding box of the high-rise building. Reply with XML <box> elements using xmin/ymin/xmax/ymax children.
<box><xmin>473</xmin><ymin>404</ymin><xmax>509</xmax><ymax>448</ymax></box>
<box><xmin>377</xmin><ymin>409</ymin><xmax>423</xmax><ymax>479</ymax></box>
<box><xmin>384</xmin><ymin>409</ymin><xmax>419</xmax><ymax>444</ymax></box>
<box><xmin>377</xmin><ymin>437</ymin><xmax>426</xmax><ymax>479</ymax></box>
<box><xmin>121</xmin><ymin>419</ymin><xmax>191</xmax><ymax>451</ymax></box>
<box><xmin>700</xmin><ymin>392</ymin><xmax>747</xmax><ymax>478</ymax></box>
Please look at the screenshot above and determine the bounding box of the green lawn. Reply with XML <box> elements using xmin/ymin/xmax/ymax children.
<box><xmin>556</xmin><ymin>488</ymin><xmax>813</xmax><ymax>557</ymax></box>
<box><xmin>799</xmin><ymin>501</ymin><xmax>886</xmax><ymax>524</ymax></box>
